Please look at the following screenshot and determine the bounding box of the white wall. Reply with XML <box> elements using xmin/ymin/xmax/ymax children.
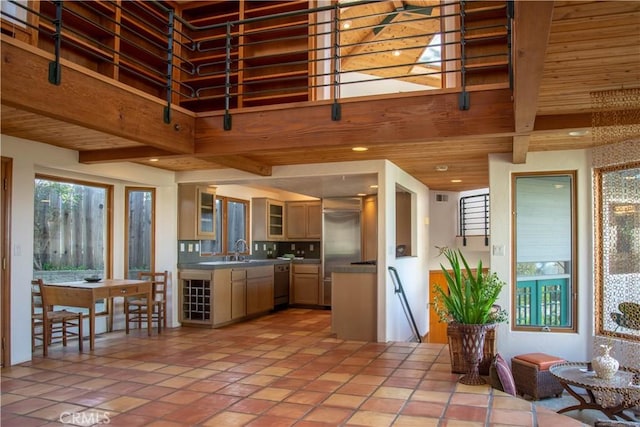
<box><xmin>1</xmin><ymin>135</ymin><xmax>178</xmax><ymax>364</ymax></box>
<box><xmin>488</xmin><ymin>149</ymin><xmax>593</xmax><ymax>363</ymax></box>
<box><xmin>382</xmin><ymin>161</ymin><xmax>430</xmax><ymax>342</ymax></box>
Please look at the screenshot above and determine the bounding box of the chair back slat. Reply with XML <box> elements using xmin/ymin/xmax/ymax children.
<box><xmin>138</xmin><ymin>271</ymin><xmax>168</xmax><ymax>301</ymax></box>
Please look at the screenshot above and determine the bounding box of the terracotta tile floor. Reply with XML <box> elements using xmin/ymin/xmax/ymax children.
<box><xmin>1</xmin><ymin>309</ymin><xmax>587</xmax><ymax>426</ymax></box>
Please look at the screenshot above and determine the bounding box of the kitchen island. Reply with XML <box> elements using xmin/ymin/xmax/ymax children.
<box><xmin>331</xmin><ymin>264</ymin><xmax>377</xmax><ymax>341</ymax></box>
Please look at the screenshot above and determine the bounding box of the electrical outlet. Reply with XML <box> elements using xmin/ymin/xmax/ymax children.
<box><xmin>195</xmin><ymin>243</ymin><xmax>199</xmax><ymax>252</ymax></box>
<box><xmin>188</xmin><ymin>243</ymin><xmax>193</xmax><ymax>252</ymax></box>
<box><xmin>180</xmin><ymin>243</ymin><xmax>185</xmax><ymax>252</ymax></box>
<box><xmin>291</xmin><ymin>243</ymin><xmax>295</xmax><ymax>250</ymax></box>
<box><xmin>310</xmin><ymin>244</ymin><xmax>314</xmax><ymax>251</ymax></box>
<box><xmin>262</xmin><ymin>243</ymin><xmax>266</xmax><ymax>250</ymax></box>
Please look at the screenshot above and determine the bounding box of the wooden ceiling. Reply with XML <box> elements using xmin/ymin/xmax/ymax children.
<box><xmin>1</xmin><ymin>1</ymin><xmax>639</xmax><ymax>193</ymax></box>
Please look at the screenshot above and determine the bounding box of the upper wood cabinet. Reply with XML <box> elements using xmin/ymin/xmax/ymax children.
<box><xmin>252</xmin><ymin>198</ymin><xmax>285</xmax><ymax>241</ymax></box>
<box><xmin>286</xmin><ymin>201</ymin><xmax>321</xmax><ymax>240</ymax></box>
<box><xmin>178</xmin><ymin>184</ymin><xmax>217</xmax><ymax>240</ymax></box>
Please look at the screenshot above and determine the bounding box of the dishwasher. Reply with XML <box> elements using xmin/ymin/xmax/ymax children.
<box><xmin>273</xmin><ymin>263</ymin><xmax>290</xmax><ymax>310</ymax></box>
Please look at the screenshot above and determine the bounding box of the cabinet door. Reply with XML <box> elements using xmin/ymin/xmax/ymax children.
<box><xmin>231</xmin><ymin>269</ymin><xmax>246</xmax><ymax>319</ymax></box>
<box><xmin>293</xmin><ymin>274</ymin><xmax>319</xmax><ymax>305</ymax></box>
<box><xmin>286</xmin><ymin>203</ymin><xmax>307</xmax><ymax>239</ymax></box>
<box><xmin>267</xmin><ymin>201</ymin><xmax>285</xmax><ymax>240</ymax></box>
<box><xmin>197</xmin><ymin>186</ymin><xmax>216</xmax><ymax>238</ymax></box>
<box><xmin>212</xmin><ymin>269</ymin><xmax>231</xmax><ymax>325</ymax></box>
<box><xmin>306</xmin><ymin>202</ymin><xmax>322</xmax><ymax>239</ymax></box>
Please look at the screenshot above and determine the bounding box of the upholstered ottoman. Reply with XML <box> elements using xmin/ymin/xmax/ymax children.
<box><xmin>511</xmin><ymin>353</ymin><xmax>565</xmax><ymax>400</ymax></box>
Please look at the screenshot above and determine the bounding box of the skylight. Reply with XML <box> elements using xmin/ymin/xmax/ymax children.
<box><xmin>419</xmin><ymin>33</ymin><xmax>441</xmax><ymax>67</ymax></box>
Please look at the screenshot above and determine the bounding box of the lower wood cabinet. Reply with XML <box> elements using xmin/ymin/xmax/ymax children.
<box><xmin>231</xmin><ymin>269</ymin><xmax>247</xmax><ymax>320</ymax></box>
<box><xmin>180</xmin><ymin>265</ymin><xmax>274</xmax><ymax>328</ymax></box>
<box><xmin>247</xmin><ymin>266</ymin><xmax>274</xmax><ymax>315</ymax></box>
<box><xmin>292</xmin><ymin>264</ymin><xmax>320</xmax><ymax>305</ymax></box>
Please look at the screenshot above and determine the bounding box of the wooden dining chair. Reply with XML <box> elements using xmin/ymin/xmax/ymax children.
<box><xmin>32</xmin><ymin>279</ymin><xmax>84</xmax><ymax>357</ymax></box>
<box><xmin>125</xmin><ymin>271</ymin><xmax>168</xmax><ymax>333</ymax></box>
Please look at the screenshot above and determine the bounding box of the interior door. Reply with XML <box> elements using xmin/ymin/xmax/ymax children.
<box><xmin>1</xmin><ymin>157</ymin><xmax>12</xmax><ymax>366</ymax></box>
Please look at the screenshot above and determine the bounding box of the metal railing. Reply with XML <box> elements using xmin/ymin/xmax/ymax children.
<box><xmin>459</xmin><ymin>193</ymin><xmax>490</xmax><ymax>246</ymax></box>
<box><xmin>1</xmin><ymin>0</ymin><xmax>512</xmax><ymax>126</ymax></box>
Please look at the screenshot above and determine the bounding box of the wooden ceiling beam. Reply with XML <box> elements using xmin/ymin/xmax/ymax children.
<box><xmin>512</xmin><ymin>135</ymin><xmax>530</xmax><ymax>164</ymax></box>
<box><xmin>194</xmin><ymin>88</ymin><xmax>515</xmax><ymax>156</ymax></box>
<box><xmin>512</xmin><ymin>1</ymin><xmax>554</xmax><ymax>163</ymax></box>
<box><xmin>79</xmin><ymin>146</ymin><xmax>272</xmax><ymax>177</ymax></box>
<box><xmin>79</xmin><ymin>147</ymin><xmax>179</xmax><ymax>163</ymax></box>
<box><xmin>0</xmin><ymin>37</ymin><xmax>194</xmax><ymax>155</ymax></box>
<box><xmin>202</xmin><ymin>156</ymin><xmax>272</xmax><ymax>176</ymax></box>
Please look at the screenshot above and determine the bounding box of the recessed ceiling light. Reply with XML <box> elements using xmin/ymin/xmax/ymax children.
<box><xmin>352</xmin><ymin>146</ymin><xmax>368</xmax><ymax>152</ymax></box>
<box><xmin>370</xmin><ymin>184</ymin><xmax>378</xmax><ymax>189</ymax></box>
<box><xmin>357</xmin><ymin>193</ymin><xmax>367</xmax><ymax>197</ymax></box>
<box><xmin>568</xmin><ymin>130</ymin><xmax>589</xmax><ymax>137</ymax></box>
<box><xmin>149</xmin><ymin>158</ymin><xmax>159</xmax><ymax>162</ymax></box>
<box><xmin>342</xmin><ymin>20</ymin><xmax>352</xmax><ymax>29</ymax></box>
<box><xmin>393</xmin><ymin>50</ymin><xmax>401</xmax><ymax>57</ymax></box>
<box><xmin>435</xmin><ymin>165</ymin><xmax>448</xmax><ymax>172</ymax></box>
<box><xmin>451</xmin><ymin>179</ymin><xmax>462</xmax><ymax>183</ymax></box>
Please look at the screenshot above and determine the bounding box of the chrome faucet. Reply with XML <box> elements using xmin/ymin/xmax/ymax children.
<box><xmin>234</xmin><ymin>239</ymin><xmax>248</xmax><ymax>261</ymax></box>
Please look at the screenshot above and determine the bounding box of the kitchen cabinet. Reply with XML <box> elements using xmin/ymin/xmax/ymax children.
<box><xmin>212</xmin><ymin>269</ymin><xmax>232</xmax><ymax>325</ymax></box>
<box><xmin>231</xmin><ymin>269</ymin><xmax>247</xmax><ymax>320</ymax></box>
<box><xmin>180</xmin><ymin>264</ymin><xmax>274</xmax><ymax>327</ymax></box>
<box><xmin>246</xmin><ymin>266</ymin><xmax>274</xmax><ymax>315</ymax></box>
<box><xmin>286</xmin><ymin>201</ymin><xmax>322</xmax><ymax>240</ymax></box>
<box><xmin>178</xmin><ymin>184</ymin><xmax>217</xmax><ymax>240</ymax></box>
<box><xmin>179</xmin><ymin>269</ymin><xmax>213</xmax><ymax>327</ymax></box>
<box><xmin>252</xmin><ymin>198</ymin><xmax>285</xmax><ymax>241</ymax></box>
<box><xmin>292</xmin><ymin>263</ymin><xmax>320</xmax><ymax>305</ymax></box>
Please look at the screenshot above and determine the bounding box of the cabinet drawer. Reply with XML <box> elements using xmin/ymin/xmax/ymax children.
<box><xmin>179</xmin><ymin>270</ymin><xmax>212</xmax><ymax>281</ymax></box>
<box><xmin>247</xmin><ymin>265</ymin><xmax>273</xmax><ymax>279</ymax></box>
<box><xmin>293</xmin><ymin>264</ymin><xmax>319</xmax><ymax>274</ymax></box>
<box><xmin>109</xmin><ymin>285</ymin><xmax>139</xmax><ymax>296</ymax></box>
<box><xmin>231</xmin><ymin>269</ymin><xmax>247</xmax><ymax>280</ymax></box>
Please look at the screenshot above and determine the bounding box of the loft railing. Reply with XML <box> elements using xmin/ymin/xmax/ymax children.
<box><xmin>0</xmin><ymin>0</ymin><xmax>513</xmax><ymax>126</ymax></box>
<box><xmin>459</xmin><ymin>193</ymin><xmax>490</xmax><ymax>246</ymax></box>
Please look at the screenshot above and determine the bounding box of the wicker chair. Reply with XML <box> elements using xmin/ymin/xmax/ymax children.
<box><xmin>125</xmin><ymin>271</ymin><xmax>168</xmax><ymax>333</ymax></box>
<box><xmin>33</xmin><ymin>279</ymin><xmax>84</xmax><ymax>357</ymax></box>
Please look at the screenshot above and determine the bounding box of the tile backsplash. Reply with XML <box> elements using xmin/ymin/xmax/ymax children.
<box><xmin>178</xmin><ymin>240</ymin><xmax>321</xmax><ymax>264</ymax></box>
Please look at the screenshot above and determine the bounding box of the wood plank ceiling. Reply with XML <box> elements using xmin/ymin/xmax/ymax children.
<box><xmin>1</xmin><ymin>1</ymin><xmax>639</xmax><ymax>192</ymax></box>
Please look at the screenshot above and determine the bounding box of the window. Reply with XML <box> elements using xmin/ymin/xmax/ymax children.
<box><xmin>201</xmin><ymin>196</ymin><xmax>249</xmax><ymax>256</ymax></box>
<box><xmin>125</xmin><ymin>187</ymin><xmax>155</xmax><ymax>279</ymax></box>
<box><xmin>512</xmin><ymin>172</ymin><xmax>576</xmax><ymax>331</ymax></box>
<box><xmin>595</xmin><ymin>162</ymin><xmax>640</xmax><ymax>341</ymax></box>
<box><xmin>395</xmin><ymin>185</ymin><xmax>414</xmax><ymax>257</ymax></box>
<box><xmin>33</xmin><ymin>175</ymin><xmax>113</xmax><ymax>282</ymax></box>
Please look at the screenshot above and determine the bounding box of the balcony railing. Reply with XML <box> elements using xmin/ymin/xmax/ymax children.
<box><xmin>1</xmin><ymin>0</ymin><xmax>512</xmax><ymax>126</ymax></box>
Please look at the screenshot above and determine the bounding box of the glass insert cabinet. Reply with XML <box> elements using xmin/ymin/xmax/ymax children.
<box><xmin>178</xmin><ymin>184</ymin><xmax>217</xmax><ymax>240</ymax></box>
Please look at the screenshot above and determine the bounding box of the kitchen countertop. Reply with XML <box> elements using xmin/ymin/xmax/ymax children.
<box><xmin>178</xmin><ymin>258</ymin><xmax>320</xmax><ymax>269</ymax></box>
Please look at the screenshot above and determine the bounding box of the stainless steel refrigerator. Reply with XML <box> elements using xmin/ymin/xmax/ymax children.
<box><xmin>321</xmin><ymin>198</ymin><xmax>362</xmax><ymax>306</ymax></box>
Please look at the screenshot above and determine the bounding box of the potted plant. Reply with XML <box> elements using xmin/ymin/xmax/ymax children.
<box><xmin>433</xmin><ymin>247</ymin><xmax>507</xmax><ymax>385</ymax></box>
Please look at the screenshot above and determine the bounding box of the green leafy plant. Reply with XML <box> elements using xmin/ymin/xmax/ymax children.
<box><xmin>433</xmin><ymin>247</ymin><xmax>507</xmax><ymax>325</ymax></box>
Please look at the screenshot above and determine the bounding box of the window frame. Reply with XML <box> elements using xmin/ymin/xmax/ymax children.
<box><xmin>124</xmin><ymin>187</ymin><xmax>155</xmax><ymax>279</ymax></box>
<box><xmin>33</xmin><ymin>174</ymin><xmax>114</xmax><ymax>280</ymax></box>
<box><xmin>511</xmin><ymin>171</ymin><xmax>578</xmax><ymax>333</ymax></box>
<box><xmin>203</xmin><ymin>195</ymin><xmax>249</xmax><ymax>256</ymax></box>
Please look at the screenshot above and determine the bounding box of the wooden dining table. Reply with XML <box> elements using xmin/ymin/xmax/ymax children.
<box><xmin>42</xmin><ymin>279</ymin><xmax>152</xmax><ymax>351</ymax></box>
